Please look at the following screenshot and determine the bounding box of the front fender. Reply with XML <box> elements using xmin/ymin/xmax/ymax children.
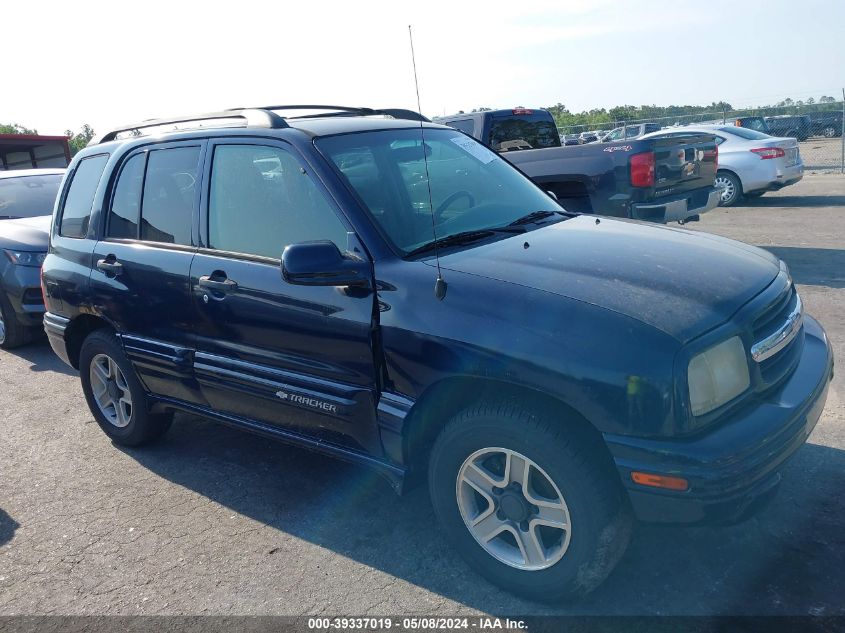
<box><xmin>376</xmin><ymin>260</ymin><xmax>681</xmax><ymax>439</ymax></box>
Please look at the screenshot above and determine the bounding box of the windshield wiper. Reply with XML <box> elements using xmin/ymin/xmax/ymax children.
<box><xmin>506</xmin><ymin>210</ymin><xmax>565</xmax><ymax>227</ymax></box>
<box><xmin>405</xmin><ymin>230</ymin><xmax>500</xmax><ymax>258</ymax></box>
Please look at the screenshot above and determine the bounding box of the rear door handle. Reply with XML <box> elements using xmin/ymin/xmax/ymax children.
<box><xmin>198</xmin><ymin>275</ymin><xmax>238</xmax><ymax>293</ymax></box>
<box><xmin>96</xmin><ymin>257</ymin><xmax>123</xmax><ymax>277</ymax></box>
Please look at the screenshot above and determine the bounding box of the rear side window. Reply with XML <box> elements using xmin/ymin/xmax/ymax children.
<box><xmin>721</xmin><ymin>127</ymin><xmax>770</xmax><ymax>141</ymax></box>
<box><xmin>108</xmin><ymin>153</ymin><xmax>146</xmax><ymax>239</ymax></box>
<box><xmin>140</xmin><ymin>147</ymin><xmax>200</xmax><ymax>245</ymax></box>
<box><xmin>59</xmin><ymin>154</ymin><xmax>109</xmax><ymax>238</ymax></box>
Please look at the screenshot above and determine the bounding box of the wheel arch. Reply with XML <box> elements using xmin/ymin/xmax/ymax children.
<box><xmin>401</xmin><ymin>376</ymin><xmax>616</xmax><ymax>489</ymax></box>
<box><xmin>64</xmin><ymin>314</ymin><xmax>116</xmax><ymax>369</ymax></box>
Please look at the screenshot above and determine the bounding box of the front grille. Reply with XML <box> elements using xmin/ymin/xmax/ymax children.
<box><xmin>751</xmin><ymin>284</ymin><xmax>802</xmax><ymax>389</ymax></box>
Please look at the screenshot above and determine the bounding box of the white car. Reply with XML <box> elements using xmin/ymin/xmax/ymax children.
<box><xmin>641</xmin><ymin>125</ymin><xmax>803</xmax><ymax>206</ymax></box>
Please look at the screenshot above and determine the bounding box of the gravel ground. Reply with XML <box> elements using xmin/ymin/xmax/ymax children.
<box><xmin>0</xmin><ymin>174</ymin><xmax>843</xmax><ymax>617</ymax></box>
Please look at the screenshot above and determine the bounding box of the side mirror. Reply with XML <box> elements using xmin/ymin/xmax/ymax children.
<box><xmin>282</xmin><ymin>241</ymin><xmax>370</xmax><ymax>287</ymax></box>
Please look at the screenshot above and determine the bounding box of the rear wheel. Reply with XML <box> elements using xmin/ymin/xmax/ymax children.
<box><xmin>429</xmin><ymin>401</ymin><xmax>632</xmax><ymax>602</ymax></box>
<box><xmin>80</xmin><ymin>329</ymin><xmax>173</xmax><ymax>446</ymax></box>
<box><xmin>822</xmin><ymin>125</ymin><xmax>838</xmax><ymax>138</ymax></box>
<box><xmin>714</xmin><ymin>171</ymin><xmax>742</xmax><ymax>207</ymax></box>
<box><xmin>0</xmin><ymin>291</ymin><xmax>34</xmax><ymax>350</ymax></box>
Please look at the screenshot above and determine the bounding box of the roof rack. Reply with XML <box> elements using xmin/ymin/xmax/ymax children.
<box><xmin>89</xmin><ymin>104</ymin><xmax>429</xmax><ymax>146</ymax></box>
<box><xmin>226</xmin><ymin>105</ymin><xmax>430</xmax><ymax>122</ymax></box>
<box><xmin>89</xmin><ymin>108</ymin><xmax>289</xmax><ymax>145</ymax></box>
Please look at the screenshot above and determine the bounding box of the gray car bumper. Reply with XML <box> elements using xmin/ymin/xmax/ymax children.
<box><xmin>631</xmin><ymin>187</ymin><xmax>721</xmax><ymax>223</ymax></box>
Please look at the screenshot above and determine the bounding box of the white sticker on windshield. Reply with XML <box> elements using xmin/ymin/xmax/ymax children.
<box><xmin>450</xmin><ymin>136</ymin><xmax>497</xmax><ymax>164</ymax></box>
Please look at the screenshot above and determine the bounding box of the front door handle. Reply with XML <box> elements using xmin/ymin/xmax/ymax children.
<box><xmin>198</xmin><ymin>275</ymin><xmax>238</xmax><ymax>293</ymax></box>
<box><xmin>96</xmin><ymin>257</ymin><xmax>123</xmax><ymax>277</ymax></box>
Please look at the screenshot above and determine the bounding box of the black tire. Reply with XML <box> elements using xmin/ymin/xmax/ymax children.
<box><xmin>428</xmin><ymin>401</ymin><xmax>632</xmax><ymax>602</ymax></box>
<box><xmin>79</xmin><ymin>329</ymin><xmax>173</xmax><ymax>446</ymax></box>
<box><xmin>822</xmin><ymin>125</ymin><xmax>837</xmax><ymax>138</ymax></box>
<box><xmin>714</xmin><ymin>170</ymin><xmax>743</xmax><ymax>207</ymax></box>
<box><xmin>0</xmin><ymin>290</ymin><xmax>34</xmax><ymax>350</ymax></box>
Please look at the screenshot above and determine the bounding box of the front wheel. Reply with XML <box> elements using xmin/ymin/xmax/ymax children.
<box><xmin>0</xmin><ymin>291</ymin><xmax>34</xmax><ymax>350</ymax></box>
<box><xmin>714</xmin><ymin>171</ymin><xmax>743</xmax><ymax>207</ymax></box>
<box><xmin>80</xmin><ymin>329</ymin><xmax>173</xmax><ymax>446</ymax></box>
<box><xmin>428</xmin><ymin>402</ymin><xmax>632</xmax><ymax>602</ymax></box>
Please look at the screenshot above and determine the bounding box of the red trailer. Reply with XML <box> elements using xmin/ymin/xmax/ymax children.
<box><xmin>0</xmin><ymin>134</ymin><xmax>71</xmax><ymax>170</ymax></box>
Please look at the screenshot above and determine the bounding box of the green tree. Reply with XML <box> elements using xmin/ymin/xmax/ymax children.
<box><xmin>64</xmin><ymin>124</ymin><xmax>96</xmax><ymax>156</ymax></box>
<box><xmin>0</xmin><ymin>123</ymin><xmax>38</xmax><ymax>135</ymax></box>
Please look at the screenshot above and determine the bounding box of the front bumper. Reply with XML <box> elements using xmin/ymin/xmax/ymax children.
<box><xmin>605</xmin><ymin>314</ymin><xmax>833</xmax><ymax>525</ymax></box>
<box><xmin>630</xmin><ymin>186</ymin><xmax>721</xmax><ymax>223</ymax></box>
<box><xmin>1</xmin><ymin>264</ymin><xmax>45</xmax><ymax>327</ymax></box>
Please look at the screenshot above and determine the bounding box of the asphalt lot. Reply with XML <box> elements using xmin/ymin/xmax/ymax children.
<box><xmin>0</xmin><ymin>174</ymin><xmax>843</xmax><ymax>617</ymax></box>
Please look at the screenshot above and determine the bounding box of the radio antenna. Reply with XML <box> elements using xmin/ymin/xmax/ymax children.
<box><xmin>409</xmin><ymin>25</ymin><xmax>447</xmax><ymax>300</ymax></box>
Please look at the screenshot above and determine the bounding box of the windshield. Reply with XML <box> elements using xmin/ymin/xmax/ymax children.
<box><xmin>721</xmin><ymin>126</ymin><xmax>771</xmax><ymax>140</ymax></box>
<box><xmin>316</xmin><ymin>128</ymin><xmax>565</xmax><ymax>255</ymax></box>
<box><xmin>0</xmin><ymin>173</ymin><xmax>63</xmax><ymax>219</ymax></box>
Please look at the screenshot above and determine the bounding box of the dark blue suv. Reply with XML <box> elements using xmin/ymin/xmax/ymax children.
<box><xmin>41</xmin><ymin>106</ymin><xmax>833</xmax><ymax>601</ymax></box>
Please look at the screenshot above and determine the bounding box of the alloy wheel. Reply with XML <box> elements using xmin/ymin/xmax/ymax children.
<box><xmin>456</xmin><ymin>447</ymin><xmax>572</xmax><ymax>571</ymax></box>
<box><xmin>0</xmin><ymin>309</ymin><xmax>5</xmax><ymax>345</ymax></box>
<box><xmin>714</xmin><ymin>175</ymin><xmax>736</xmax><ymax>204</ymax></box>
<box><xmin>823</xmin><ymin>126</ymin><xmax>837</xmax><ymax>138</ymax></box>
<box><xmin>89</xmin><ymin>353</ymin><xmax>133</xmax><ymax>428</ymax></box>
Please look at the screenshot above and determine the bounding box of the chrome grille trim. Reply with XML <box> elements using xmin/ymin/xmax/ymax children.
<box><xmin>751</xmin><ymin>294</ymin><xmax>803</xmax><ymax>363</ymax></box>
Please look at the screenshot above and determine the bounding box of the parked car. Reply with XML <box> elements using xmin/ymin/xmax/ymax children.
<box><xmin>561</xmin><ymin>133</ymin><xmax>580</xmax><ymax>146</ymax></box>
<box><xmin>602</xmin><ymin>123</ymin><xmax>663</xmax><ymax>142</ymax></box>
<box><xmin>733</xmin><ymin>116</ymin><xmax>770</xmax><ymax>134</ymax></box>
<box><xmin>641</xmin><ymin>126</ymin><xmax>803</xmax><ymax>206</ymax></box>
<box><xmin>578</xmin><ymin>131</ymin><xmax>599</xmax><ymax>144</ymax></box>
<box><xmin>0</xmin><ymin>169</ymin><xmax>64</xmax><ymax>348</ymax></box>
<box><xmin>42</xmin><ymin>105</ymin><xmax>833</xmax><ymax>602</ymax></box>
<box><xmin>437</xmin><ymin>108</ymin><xmax>719</xmax><ymax>223</ymax></box>
<box><xmin>764</xmin><ymin>115</ymin><xmax>811</xmax><ymax>141</ymax></box>
<box><xmin>807</xmin><ymin>110</ymin><xmax>843</xmax><ymax>138</ymax></box>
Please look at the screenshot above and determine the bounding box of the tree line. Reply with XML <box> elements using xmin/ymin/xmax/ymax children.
<box><xmin>463</xmin><ymin>95</ymin><xmax>842</xmax><ymax>130</ymax></box>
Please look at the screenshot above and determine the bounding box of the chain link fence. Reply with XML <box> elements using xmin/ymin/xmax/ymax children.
<box><xmin>558</xmin><ymin>102</ymin><xmax>845</xmax><ymax>172</ymax></box>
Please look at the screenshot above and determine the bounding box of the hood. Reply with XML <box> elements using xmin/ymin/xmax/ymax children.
<box><xmin>0</xmin><ymin>215</ymin><xmax>51</xmax><ymax>251</ymax></box>
<box><xmin>437</xmin><ymin>216</ymin><xmax>779</xmax><ymax>342</ymax></box>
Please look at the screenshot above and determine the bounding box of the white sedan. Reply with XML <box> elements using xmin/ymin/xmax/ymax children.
<box><xmin>641</xmin><ymin>125</ymin><xmax>804</xmax><ymax>206</ymax></box>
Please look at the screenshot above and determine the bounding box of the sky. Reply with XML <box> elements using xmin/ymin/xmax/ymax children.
<box><xmin>4</xmin><ymin>0</ymin><xmax>844</xmax><ymax>136</ymax></box>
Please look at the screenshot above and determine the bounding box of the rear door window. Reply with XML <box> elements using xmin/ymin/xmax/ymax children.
<box><xmin>140</xmin><ymin>146</ymin><xmax>200</xmax><ymax>245</ymax></box>
<box><xmin>59</xmin><ymin>154</ymin><xmax>109</xmax><ymax>238</ymax></box>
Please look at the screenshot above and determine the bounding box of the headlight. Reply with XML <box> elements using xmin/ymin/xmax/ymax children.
<box><xmin>3</xmin><ymin>250</ymin><xmax>47</xmax><ymax>268</ymax></box>
<box><xmin>688</xmin><ymin>336</ymin><xmax>750</xmax><ymax>416</ymax></box>
<box><xmin>779</xmin><ymin>259</ymin><xmax>792</xmax><ymax>285</ymax></box>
